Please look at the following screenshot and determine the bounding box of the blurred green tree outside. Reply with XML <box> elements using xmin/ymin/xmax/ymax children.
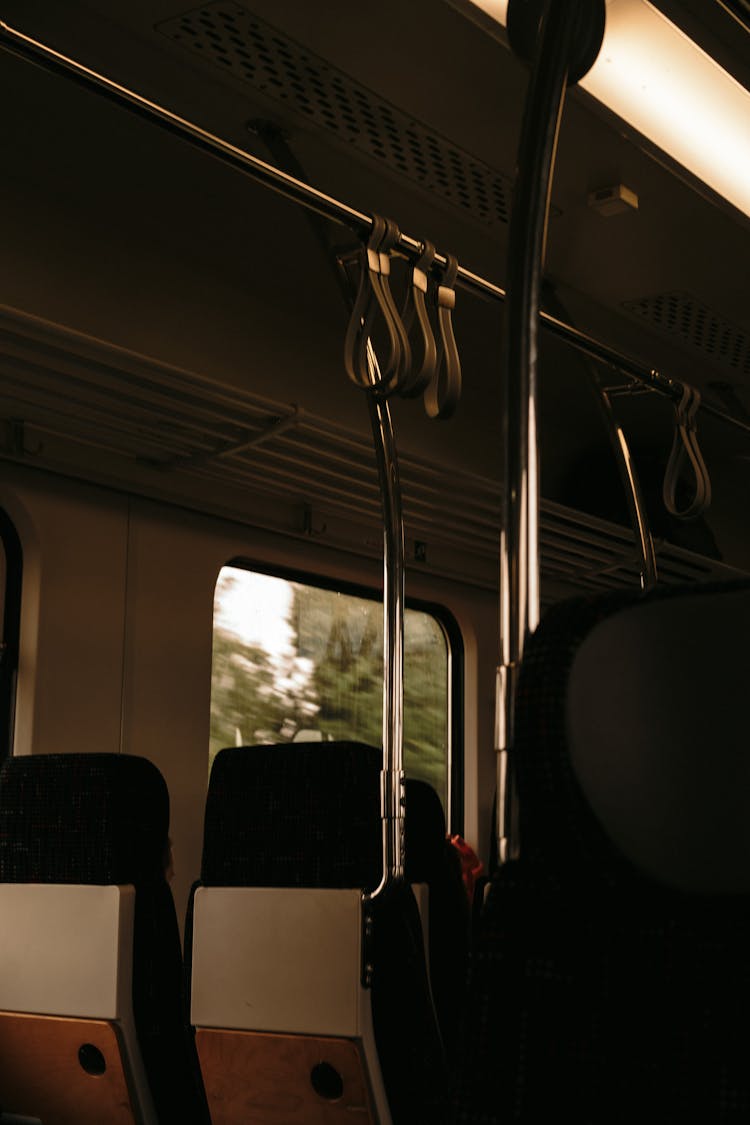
<box><xmin>210</xmin><ymin>572</ymin><xmax>449</xmax><ymax>806</ymax></box>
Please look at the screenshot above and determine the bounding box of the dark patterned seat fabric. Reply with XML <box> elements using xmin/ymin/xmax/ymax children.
<box><xmin>452</xmin><ymin>580</ymin><xmax>750</xmax><ymax>1124</ymax></box>
<box><xmin>0</xmin><ymin>753</ymin><xmax>208</xmax><ymax>1125</ymax></box>
<box><xmin>201</xmin><ymin>741</ymin><xmax>382</xmax><ymax>890</ymax></box>
<box><xmin>199</xmin><ymin>742</ymin><xmax>449</xmax><ymax>1123</ymax></box>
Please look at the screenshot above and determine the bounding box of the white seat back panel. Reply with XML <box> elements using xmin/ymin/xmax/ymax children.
<box><xmin>0</xmin><ymin>884</ymin><xmax>135</xmax><ymax>1020</ymax></box>
<box><xmin>191</xmin><ymin>886</ymin><xmax>363</xmax><ymax>1037</ymax></box>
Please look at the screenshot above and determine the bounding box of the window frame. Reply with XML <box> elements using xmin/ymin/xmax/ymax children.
<box><xmin>213</xmin><ymin>558</ymin><xmax>464</xmax><ymax>835</ymax></box>
<box><xmin>0</xmin><ymin>508</ymin><xmax>23</xmax><ymax>763</ymax></box>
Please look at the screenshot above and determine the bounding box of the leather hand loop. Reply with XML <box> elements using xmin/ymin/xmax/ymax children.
<box><xmin>343</xmin><ymin>215</ymin><xmax>410</xmax><ymax>396</ymax></box>
<box><xmin>662</xmin><ymin>383</ymin><xmax>712</xmax><ymax>520</ymax></box>
<box><xmin>424</xmin><ymin>253</ymin><xmax>461</xmax><ymax>419</ymax></box>
<box><xmin>373</xmin><ymin>218</ymin><xmax>411</xmax><ymax>395</ymax></box>
<box><xmin>399</xmin><ymin>240</ymin><xmax>438</xmax><ymax>399</ymax></box>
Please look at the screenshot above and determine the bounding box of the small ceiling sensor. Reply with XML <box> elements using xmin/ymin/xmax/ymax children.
<box><xmin>588</xmin><ymin>184</ymin><xmax>639</xmax><ymax>216</ymax></box>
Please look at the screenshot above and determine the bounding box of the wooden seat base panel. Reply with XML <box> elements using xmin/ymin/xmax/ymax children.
<box><xmin>0</xmin><ymin>1011</ymin><xmax>136</xmax><ymax>1125</ymax></box>
<box><xmin>196</xmin><ymin>1028</ymin><xmax>377</xmax><ymax>1124</ymax></box>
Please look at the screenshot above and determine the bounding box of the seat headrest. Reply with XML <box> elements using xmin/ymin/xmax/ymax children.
<box><xmin>0</xmin><ymin>753</ymin><xmax>169</xmax><ymax>885</ymax></box>
<box><xmin>202</xmin><ymin>742</ymin><xmax>382</xmax><ymax>890</ymax></box>
<box><xmin>567</xmin><ymin>582</ymin><xmax>750</xmax><ymax>893</ymax></box>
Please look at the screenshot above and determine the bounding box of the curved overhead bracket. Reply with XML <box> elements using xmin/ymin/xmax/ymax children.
<box><xmin>542</xmin><ymin>284</ymin><xmax>658</xmax><ymax>592</ymax></box>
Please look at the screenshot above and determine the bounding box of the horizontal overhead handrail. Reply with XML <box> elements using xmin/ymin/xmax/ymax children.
<box><xmin>1</xmin><ymin>19</ymin><xmax>749</xmax><ymax>439</ymax></box>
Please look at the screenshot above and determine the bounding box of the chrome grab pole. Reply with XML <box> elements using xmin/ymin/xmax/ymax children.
<box><xmin>496</xmin><ymin>0</ymin><xmax>605</xmax><ymax>864</ymax></box>
<box><xmin>364</xmin><ymin>344</ymin><xmax>406</xmax><ymax>899</ymax></box>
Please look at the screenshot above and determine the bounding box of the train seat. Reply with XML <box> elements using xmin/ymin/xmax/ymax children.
<box><xmin>453</xmin><ymin>580</ymin><xmax>750</xmax><ymax>1123</ymax></box>
<box><xmin>404</xmin><ymin>778</ymin><xmax>469</xmax><ymax>1068</ymax></box>
<box><xmin>0</xmin><ymin>753</ymin><xmax>207</xmax><ymax>1125</ymax></box>
<box><xmin>189</xmin><ymin>741</ymin><xmax>448</xmax><ymax>1124</ymax></box>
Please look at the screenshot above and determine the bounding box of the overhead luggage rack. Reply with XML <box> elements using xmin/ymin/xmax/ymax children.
<box><xmin>0</xmin><ymin>304</ymin><xmax>743</xmax><ymax>600</ymax></box>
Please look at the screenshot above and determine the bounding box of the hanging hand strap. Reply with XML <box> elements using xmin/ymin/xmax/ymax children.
<box><xmin>343</xmin><ymin>215</ymin><xmax>410</xmax><ymax>396</ymax></box>
<box><xmin>424</xmin><ymin>253</ymin><xmax>461</xmax><ymax>419</ymax></box>
<box><xmin>399</xmin><ymin>240</ymin><xmax>438</xmax><ymax>398</ymax></box>
<box><xmin>343</xmin><ymin>215</ymin><xmax>384</xmax><ymax>389</ymax></box>
<box><xmin>662</xmin><ymin>383</ymin><xmax>712</xmax><ymax>519</ymax></box>
<box><xmin>373</xmin><ymin>218</ymin><xmax>411</xmax><ymax>395</ymax></box>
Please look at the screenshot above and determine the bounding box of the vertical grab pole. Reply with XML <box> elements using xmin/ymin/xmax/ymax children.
<box><xmin>496</xmin><ymin>0</ymin><xmax>605</xmax><ymax>863</ymax></box>
<box><xmin>366</xmin><ymin>342</ymin><xmax>406</xmax><ymax>896</ymax></box>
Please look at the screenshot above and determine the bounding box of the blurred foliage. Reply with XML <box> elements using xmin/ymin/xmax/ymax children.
<box><xmin>210</xmin><ymin>574</ymin><xmax>448</xmax><ymax>805</ymax></box>
<box><xmin>210</xmin><ymin>629</ymin><xmax>283</xmax><ymax>772</ymax></box>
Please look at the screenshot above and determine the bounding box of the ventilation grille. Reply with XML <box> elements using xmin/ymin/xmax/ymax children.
<box><xmin>156</xmin><ymin>1</ymin><xmax>514</xmax><ymax>228</ymax></box>
<box><xmin>623</xmin><ymin>291</ymin><xmax>750</xmax><ymax>377</ymax></box>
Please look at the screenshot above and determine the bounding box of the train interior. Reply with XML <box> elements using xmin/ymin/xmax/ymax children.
<box><xmin>0</xmin><ymin>0</ymin><xmax>748</xmax><ymax>1121</ymax></box>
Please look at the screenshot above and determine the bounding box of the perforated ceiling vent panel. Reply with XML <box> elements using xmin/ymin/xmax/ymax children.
<box><xmin>156</xmin><ymin>1</ymin><xmax>514</xmax><ymax>228</ymax></box>
<box><xmin>623</xmin><ymin>291</ymin><xmax>750</xmax><ymax>377</ymax></box>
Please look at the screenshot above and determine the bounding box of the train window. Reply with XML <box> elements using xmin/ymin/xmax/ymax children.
<box><xmin>211</xmin><ymin>565</ymin><xmax>454</xmax><ymax>811</ymax></box>
<box><xmin>0</xmin><ymin>509</ymin><xmax>22</xmax><ymax>762</ymax></box>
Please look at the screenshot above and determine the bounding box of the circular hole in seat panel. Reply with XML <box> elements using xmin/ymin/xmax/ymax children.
<box><xmin>310</xmin><ymin>1061</ymin><xmax>344</xmax><ymax>1101</ymax></box>
<box><xmin>78</xmin><ymin>1043</ymin><xmax>107</xmax><ymax>1077</ymax></box>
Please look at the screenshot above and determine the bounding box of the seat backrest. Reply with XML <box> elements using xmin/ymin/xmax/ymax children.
<box><xmin>201</xmin><ymin>740</ymin><xmax>382</xmax><ymax>890</ymax></box>
<box><xmin>0</xmin><ymin>753</ymin><xmax>206</xmax><ymax>1125</ymax></box>
<box><xmin>453</xmin><ymin>580</ymin><xmax>750</xmax><ymax>1123</ymax></box>
<box><xmin>191</xmin><ymin>741</ymin><xmax>448</xmax><ymax>1124</ymax></box>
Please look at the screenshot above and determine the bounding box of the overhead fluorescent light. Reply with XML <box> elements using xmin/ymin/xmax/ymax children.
<box><xmin>454</xmin><ymin>0</ymin><xmax>750</xmax><ymax>218</ymax></box>
<box><xmin>466</xmin><ymin>0</ymin><xmax>509</xmax><ymax>21</ymax></box>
